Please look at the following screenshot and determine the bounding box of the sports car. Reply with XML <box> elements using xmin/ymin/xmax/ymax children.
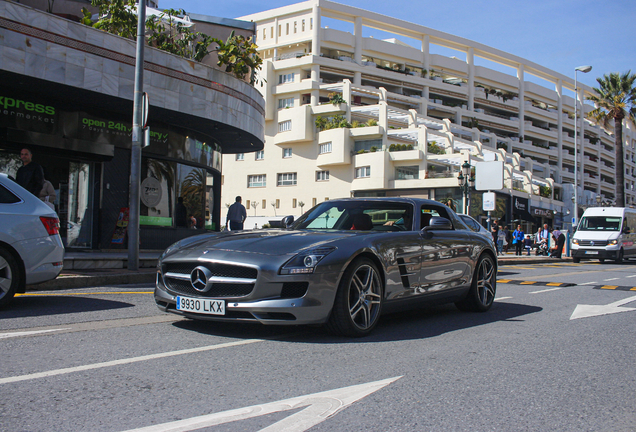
<box><xmin>154</xmin><ymin>198</ymin><xmax>497</xmax><ymax>336</ymax></box>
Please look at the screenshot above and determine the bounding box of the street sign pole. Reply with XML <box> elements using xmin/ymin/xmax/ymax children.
<box><xmin>128</xmin><ymin>0</ymin><xmax>146</xmax><ymax>271</ymax></box>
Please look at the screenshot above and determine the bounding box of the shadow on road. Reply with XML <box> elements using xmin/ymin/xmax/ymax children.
<box><xmin>1</xmin><ymin>295</ymin><xmax>134</xmax><ymax>319</ymax></box>
<box><xmin>171</xmin><ymin>301</ymin><xmax>542</xmax><ymax>343</ymax></box>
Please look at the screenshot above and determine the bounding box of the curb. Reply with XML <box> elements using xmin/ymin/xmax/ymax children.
<box><xmin>27</xmin><ymin>271</ymin><xmax>156</xmax><ymax>291</ymax></box>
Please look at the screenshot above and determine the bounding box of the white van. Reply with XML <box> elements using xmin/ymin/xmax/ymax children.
<box><xmin>571</xmin><ymin>207</ymin><xmax>636</xmax><ymax>263</ymax></box>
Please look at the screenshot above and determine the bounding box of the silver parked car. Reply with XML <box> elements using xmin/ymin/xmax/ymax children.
<box><xmin>155</xmin><ymin>198</ymin><xmax>497</xmax><ymax>336</ymax></box>
<box><xmin>0</xmin><ymin>173</ymin><xmax>64</xmax><ymax>307</ymax></box>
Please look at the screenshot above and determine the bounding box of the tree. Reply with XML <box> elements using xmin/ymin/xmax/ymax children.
<box><xmin>211</xmin><ymin>31</ymin><xmax>263</xmax><ymax>86</ymax></box>
<box><xmin>89</xmin><ymin>0</ymin><xmax>138</xmax><ymax>40</ymax></box>
<box><xmin>145</xmin><ymin>9</ymin><xmax>214</xmax><ymax>62</ymax></box>
<box><xmin>298</xmin><ymin>201</ymin><xmax>305</xmax><ymax>215</ymax></box>
<box><xmin>587</xmin><ymin>71</ymin><xmax>636</xmax><ymax>207</ymax></box>
<box><xmin>251</xmin><ymin>201</ymin><xmax>258</xmax><ymax>216</ymax></box>
<box><xmin>271</xmin><ymin>201</ymin><xmax>277</xmax><ymax>217</ymax></box>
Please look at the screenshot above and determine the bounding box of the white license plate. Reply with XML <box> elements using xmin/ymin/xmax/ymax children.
<box><xmin>585</xmin><ymin>251</ymin><xmax>599</xmax><ymax>255</ymax></box>
<box><xmin>176</xmin><ymin>296</ymin><xmax>225</xmax><ymax>315</ymax></box>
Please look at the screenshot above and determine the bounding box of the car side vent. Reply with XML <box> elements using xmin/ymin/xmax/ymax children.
<box><xmin>281</xmin><ymin>282</ymin><xmax>309</xmax><ymax>298</ymax></box>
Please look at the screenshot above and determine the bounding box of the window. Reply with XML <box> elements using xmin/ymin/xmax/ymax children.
<box><xmin>395</xmin><ymin>166</ymin><xmax>419</xmax><ymax>180</ymax></box>
<box><xmin>278</xmin><ymin>120</ymin><xmax>292</xmax><ymax>132</ymax></box>
<box><xmin>286</xmin><ymin>23</ymin><xmax>289</xmax><ymax>35</ymax></box>
<box><xmin>277</xmin><ymin>172</ymin><xmax>297</xmax><ymax>186</ymax></box>
<box><xmin>278</xmin><ymin>73</ymin><xmax>294</xmax><ymax>84</ymax></box>
<box><xmin>283</xmin><ymin>148</ymin><xmax>292</xmax><ymax>158</ymax></box>
<box><xmin>294</xmin><ymin>21</ymin><xmax>297</xmax><ymax>33</ymax></box>
<box><xmin>278</xmin><ymin>98</ymin><xmax>294</xmax><ymax>109</ymax></box>
<box><xmin>278</xmin><ymin>25</ymin><xmax>281</xmax><ymax>37</ymax></box>
<box><xmin>0</xmin><ymin>184</ymin><xmax>20</xmax><ymax>204</ymax></box>
<box><xmin>255</xmin><ymin>150</ymin><xmax>264</xmax><ymax>160</ymax></box>
<box><xmin>354</xmin><ymin>139</ymin><xmax>382</xmax><ymax>153</ymax></box>
<box><xmin>235</xmin><ymin>153</ymin><xmax>244</xmax><ymax>161</ymax></box>
<box><xmin>262</xmin><ymin>28</ymin><xmax>266</xmax><ymax>40</ymax></box>
<box><xmin>355</xmin><ymin>166</ymin><xmax>371</xmax><ymax>178</ymax></box>
<box><xmin>293</xmin><ymin>198</ymin><xmax>297</xmax><ymax>208</ymax></box>
<box><xmin>276</xmin><ymin>199</ymin><xmax>280</xmax><ymax>208</ymax></box>
<box><xmin>312</xmin><ymin>198</ymin><xmax>317</xmax><ymax>206</ymax></box>
<box><xmin>310</xmin><ymin>18</ymin><xmax>313</xmax><ymax>30</ymax></box>
<box><xmin>319</xmin><ymin>142</ymin><xmax>332</xmax><ymax>154</ymax></box>
<box><xmin>246</xmin><ymin>200</ymin><xmax>251</xmax><ymax>209</ymax></box>
<box><xmin>271</xmin><ymin>27</ymin><xmax>273</xmax><ymax>38</ymax></box>
<box><xmin>316</xmin><ymin>170</ymin><xmax>330</xmax><ymax>181</ymax></box>
<box><xmin>262</xmin><ymin>199</ymin><xmax>266</xmax><ymax>209</ymax></box>
<box><xmin>302</xmin><ymin>19</ymin><xmax>305</xmax><ymax>31</ymax></box>
<box><xmin>248</xmin><ymin>175</ymin><xmax>266</xmax><ymax>188</ymax></box>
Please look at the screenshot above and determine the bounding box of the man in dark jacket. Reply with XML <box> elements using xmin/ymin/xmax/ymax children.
<box><xmin>16</xmin><ymin>148</ymin><xmax>44</xmax><ymax>196</ymax></box>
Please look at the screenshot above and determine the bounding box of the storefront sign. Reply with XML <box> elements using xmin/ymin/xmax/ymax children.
<box><xmin>140</xmin><ymin>177</ymin><xmax>163</xmax><ymax>208</ymax></box>
<box><xmin>533</xmin><ymin>208</ymin><xmax>554</xmax><ymax>218</ymax></box>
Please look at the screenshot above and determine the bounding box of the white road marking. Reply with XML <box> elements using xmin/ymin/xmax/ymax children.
<box><xmin>627</xmin><ymin>275</ymin><xmax>636</xmax><ymax>278</ymax></box>
<box><xmin>604</xmin><ymin>278</ymin><xmax>620</xmax><ymax>281</ymax></box>
<box><xmin>580</xmin><ymin>282</ymin><xmax>598</xmax><ymax>285</ymax></box>
<box><xmin>120</xmin><ymin>376</ymin><xmax>402</xmax><ymax>432</ymax></box>
<box><xmin>0</xmin><ymin>328</ymin><xmax>72</xmax><ymax>339</ymax></box>
<box><xmin>570</xmin><ymin>295</ymin><xmax>636</xmax><ymax>320</ymax></box>
<box><xmin>494</xmin><ymin>296</ymin><xmax>513</xmax><ymax>301</ymax></box>
<box><xmin>0</xmin><ymin>339</ymin><xmax>263</xmax><ymax>385</ymax></box>
<box><xmin>530</xmin><ymin>288</ymin><xmax>562</xmax><ymax>294</ymax></box>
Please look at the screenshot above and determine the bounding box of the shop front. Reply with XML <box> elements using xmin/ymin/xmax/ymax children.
<box><xmin>0</xmin><ymin>72</ymin><xmax>260</xmax><ymax>250</ymax></box>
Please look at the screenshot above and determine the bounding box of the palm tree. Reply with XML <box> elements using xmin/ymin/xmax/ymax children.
<box><xmin>587</xmin><ymin>71</ymin><xmax>636</xmax><ymax>207</ymax></box>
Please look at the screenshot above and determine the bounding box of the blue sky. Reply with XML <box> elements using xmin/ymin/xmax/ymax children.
<box><xmin>160</xmin><ymin>0</ymin><xmax>635</xmax><ymax>92</ymax></box>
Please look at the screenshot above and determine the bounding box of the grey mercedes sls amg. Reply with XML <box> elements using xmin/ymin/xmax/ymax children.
<box><xmin>155</xmin><ymin>198</ymin><xmax>497</xmax><ymax>337</ymax></box>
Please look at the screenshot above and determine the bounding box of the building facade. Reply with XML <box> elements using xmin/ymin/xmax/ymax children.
<box><xmin>220</xmin><ymin>0</ymin><xmax>636</xmax><ymax>231</ymax></box>
<box><xmin>0</xmin><ymin>1</ymin><xmax>264</xmax><ymax>249</ymax></box>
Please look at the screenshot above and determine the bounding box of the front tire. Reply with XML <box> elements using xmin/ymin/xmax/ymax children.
<box><xmin>456</xmin><ymin>254</ymin><xmax>496</xmax><ymax>312</ymax></box>
<box><xmin>0</xmin><ymin>247</ymin><xmax>20</xmax><ymax>308</ymax></box>
<box><xmin>572</xmin><ymin>257</ymin><xmax>581</xmax><ymax>263</ymax></box>
<box><xmin>615</xmin><ymin>249</ymin><xmax>624</xmax><ymax>264</ymax></box>
<box><xmin>326</xmin><ymin>257</ymin><xmax>383</xmax><ymax>337</ymax></box>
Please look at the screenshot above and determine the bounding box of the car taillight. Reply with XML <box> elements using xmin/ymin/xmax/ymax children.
<box><xmin>40</xmin><ymin>216</ymin><xmax>60</xmax><ymax>235</ymax></box>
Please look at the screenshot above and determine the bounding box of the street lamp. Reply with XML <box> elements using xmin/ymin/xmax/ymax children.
<box><xmin>457</xmin><ymin>160</ymin><xmax>475</xmax><ymax>214</ymax></box>
<box><xmin>596</xmin><ymin>195</ymin><xmax>602</xmax><ymax>206</ymax></box>
<box><xmin>573</xmin><ymin>65</ymin><xmax>592</xmax><ymax>230</ymax></box>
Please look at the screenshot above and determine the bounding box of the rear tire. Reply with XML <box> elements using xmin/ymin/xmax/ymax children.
<box><xmin>326</xmin><ymin>257</ymin><xmax>383</xmax><ymax>337</ymax></box>
<box><xmin>0</xmin><ymin>247</ymin><xmax>20</xmax><ymax>308</ymax></box>
<box><xmin>455</xmin><ymin>254</ymin><xmax>496</xmax><ymax>312</ymax></box>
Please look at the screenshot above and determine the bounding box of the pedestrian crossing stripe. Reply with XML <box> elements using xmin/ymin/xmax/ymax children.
<box><xmin>496</xmin><ymin>280</ymin><xmax>576</xmax><ymax>287</ymax></box>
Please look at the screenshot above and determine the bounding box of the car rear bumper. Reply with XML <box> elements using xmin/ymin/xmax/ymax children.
<box><xmin>15</xmin><ymin>235</ymin><xmax>64</xmax><ymax>285</ymax></box>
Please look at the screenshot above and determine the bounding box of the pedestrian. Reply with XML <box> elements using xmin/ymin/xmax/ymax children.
<box><xmin>39</xmin><ymin>178</ymin><xmax>56</xmax><ymax>211</ymax></box>
<box><xmin>512</xmin><ymin>224</ymin><xmax>525</xmax><ymax>255</ymax></box>
<box><xmin>503</xmin><ymin>226</ymin><xmax>511</xmax><ymax>252</ymax></box>
<box><xmin>16</xmin><ymin>147</ymin><xmax>44</xmax><ymax>196</ymax></box>
<box><xmin>491</xmin><ymin>219</ymin><xmax>499</xmax><ymax>246</ymax></box>
<box><xmin>550</xmin><ymin>227</ymin><xmax>566</xmax><ymax>258</ymax></box>
<box><xmin>537</xmin><ymin>223</ymin><xmax>550</xmax><ymax>248</ymax></box>
<box><xmin>175</xmin><ymin>197</ymin><xmax>188</xmax><ymax>227</ymax></box>
<box><xmin>496</xmin><ymin>226</ymin><xmax>506</xmax><ymax>255</ymax></box>
<box><xmin>189</xmin><ymin>214</ymin><xmax>197</xmax><ymax>229</ymax></box>
<box><xmin>524</xmin><ymin>235</ymin><xmax>533</xmax><ymax>256</ymax></box>
<box><xmin>226</xmin><ymin>195</ymin><xmax>247</xmax><ymax>231</ymax></box>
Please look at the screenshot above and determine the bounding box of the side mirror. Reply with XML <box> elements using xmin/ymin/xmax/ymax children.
<box><xmin>281</xmin><ymin>215</ymin><xmax>294</xmax><ymax>228</ymax></box>
<box><xmin>422</xmin><ymin>216</ymin><xmax>453</xmax><ymax>232</ymax></box>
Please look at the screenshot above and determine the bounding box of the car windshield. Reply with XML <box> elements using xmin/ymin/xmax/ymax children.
<box><xmin>293</xmin><ymin>201</ymin><xmax>413</xmax><ymax>231</ymax></box>
<box><xmin>578</xmin><ymin>216</ymin><xmax>622</xmax><ymax>231</ymax></box>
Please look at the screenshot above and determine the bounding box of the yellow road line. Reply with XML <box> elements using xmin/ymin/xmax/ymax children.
<box><xmin>497</xmin><ymin>279</ymin><xmax>512</xmax><ymax>283</ymax></box>
<box><xmin>16</xmin><ymin>292</ymin><xmax>154</xmax><ymax>296</ymax></box>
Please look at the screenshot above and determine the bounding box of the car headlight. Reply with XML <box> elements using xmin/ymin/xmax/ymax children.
<box><xmin>609</xmin><ymin>239</ymin><xmax>618</xmax><ymax>245</ymax></box>
<box><xmin>572</xmin><ymin>239</ymin><xmax>578</xmax><ymax>245</ymax></box>
<box><xmin>280</xmin><ymin>247</ymin><xmax>336</xmax><ymax>275</ymax></box>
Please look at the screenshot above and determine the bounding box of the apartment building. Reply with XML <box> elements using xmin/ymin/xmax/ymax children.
<box><xmin>221</xmin><ymin>0</ymin><xmax>636</xmax><ymax>230</ymax></box>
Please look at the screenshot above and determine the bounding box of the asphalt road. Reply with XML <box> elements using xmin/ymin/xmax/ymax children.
<box><xmin>1</xmin><ymin>261</ymin><xmax>636</xmax><ymax>432</ymax></box>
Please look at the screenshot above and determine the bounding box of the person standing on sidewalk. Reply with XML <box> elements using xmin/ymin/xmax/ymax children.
<box><xmin>226</xmin><ymin>196</ymin><xmax>247</xmax><ymax>231</ymax></box>
<box><xmin>512</xmin><ymin>224</ymin><xmax>525</xmax><ymax>255</ymax></box>
<box><xmin>16</xmin><ymin>147</ymin><xmax>44</xmax><ymax>196</ymax></box>
<box><xmin>497</xmin><ymin>226</ymin><xmax>506</xmax><ymax>255</ymax></box>
<box><xmin>503</xmin><ymin>226</ymin><xmax>511</xmax><ymax>253</ymax></box>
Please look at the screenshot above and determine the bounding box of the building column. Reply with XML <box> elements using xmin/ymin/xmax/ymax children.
<box><xmin>353</xmin><ymin>16</ymin><xmax>362</xmax><ymax>85</ymax></box>
<box><xmin>420</xmin><ymin>35</ymin><xmax>430</xmax><ymax>116</ymax></box>
<box><xmin>517</xmin><ymin>64</ymin><xmax>525</xmax><ymax>140</ymax></box>
<box><xmin>467</xmin><ymin>47</ymin><xmax>475</xmax><ymax>112</ymax></box>
<box><xmin>311</xmin><ymin>5</ymin><xmax>321</xmax><ymax>56</ymax></box>
<box><xmin>379</xmin><ymin>103</ymin><xmax>389</xmax><ymax>150</ymax></box>
<box><xmin>556</xmin><ymin>79</ymin><xmax>563</xmax><ymax>183</ymax></box>
<box><xmin>343</xmin><ymin>80</ymin><xmax>352</xmax><ymax>122</ymax></box>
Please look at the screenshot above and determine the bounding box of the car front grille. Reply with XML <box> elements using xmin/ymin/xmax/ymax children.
<box><xmin>578</xmin><ymin>240</ymin><xmax>608</xmax><ymax>247</ymax></box>
<box><xmin>162</xmin><ymin>261</ymin><xmax>257</xmax><ymax>298</ymax></box>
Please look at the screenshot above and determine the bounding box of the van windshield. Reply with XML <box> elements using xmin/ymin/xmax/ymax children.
<box><xmin>578</xmin><ymin>216</ymin><xmax>622</xmax><ymax>231</ymax></box>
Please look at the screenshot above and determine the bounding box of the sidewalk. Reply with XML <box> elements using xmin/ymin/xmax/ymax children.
<box><xmin>27</xmin><ymin>250</ymin><xmax>569</xmax><ymax>291</ymax></box>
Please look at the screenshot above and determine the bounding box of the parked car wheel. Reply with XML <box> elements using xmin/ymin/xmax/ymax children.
<box><xmin>572</xmin><ymin>257</ymin><xmax>581</xmax><ymax>263</ymax></box>
<box><xmin>0</xmin><ymin>247</ymin><xmax>20</xmax><ymax>308</ymax></box>
<box><xmin>455</xmin><ymin>254</ymin><xmax>496</xmax><ymax>312</ymax></box>
<box><xmin>327</xmin><ymin>257</ymin><xmax>383</xmax><ymax>337</ymax></box>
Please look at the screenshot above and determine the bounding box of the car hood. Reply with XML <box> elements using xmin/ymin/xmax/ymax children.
<box><xmin>162</xmin><ymin>229</ymin><xmax>355</xmax><ymax>260</ymax></box>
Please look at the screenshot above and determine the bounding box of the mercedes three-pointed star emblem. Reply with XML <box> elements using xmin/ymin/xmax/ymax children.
<box><xmin>190</xmin><ymin>266</ymin><xmax>212</xmax><ymax>292</ymax></box>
